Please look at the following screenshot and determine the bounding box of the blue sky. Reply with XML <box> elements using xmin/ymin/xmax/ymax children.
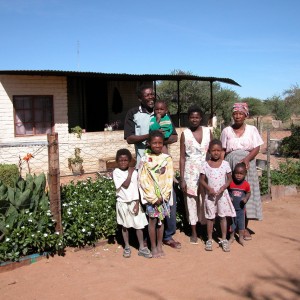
<box><xmin>1</xmin><ymin>0</ymin><xmax>299</xmax><ymax>99</ymax></box>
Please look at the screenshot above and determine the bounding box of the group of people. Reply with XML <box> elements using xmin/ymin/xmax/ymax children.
<box><xmin>112</xmin><ymin>85</ymin><xmax>264</xmax><ymax>258</ymax></box>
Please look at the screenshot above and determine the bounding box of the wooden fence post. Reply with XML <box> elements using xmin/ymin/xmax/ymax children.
<box><xmin>267</xmin><ymin>129</ymin><xmax>271</xmax><ymax>197</ymax></box>
<box><xmin>47</xmin><ymin>133</ymin><xmax>63</xmax><ymax>234</ymax></box>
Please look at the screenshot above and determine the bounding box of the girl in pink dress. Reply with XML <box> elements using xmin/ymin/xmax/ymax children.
<box><xmin>200</xmin><ymin>139</ymin><xmax>236</xmax><ymax>252</ymax></box>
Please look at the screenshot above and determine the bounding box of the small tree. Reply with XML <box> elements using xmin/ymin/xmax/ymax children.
<box><xmin>264</xmin><ymin>95</ymin><xmax>291</xmax><ymax>121</ymax></box>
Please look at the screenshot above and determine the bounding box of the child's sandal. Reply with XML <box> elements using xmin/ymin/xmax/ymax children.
<box><xmin>220</xmin><ymin>240</ymin><xmax>230</xmax><ymax>252</ymax></box>
<box><xmin>123</xmin><ymin>247</ymin><xmax>131</xmax><ymax>258</ymax></box>
<box><xmin>205</xmin><ymin>240</ymin><xmax>213</xmax><ymax>251</ymax></box>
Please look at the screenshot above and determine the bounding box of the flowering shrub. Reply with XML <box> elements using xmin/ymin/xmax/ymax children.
<box><xmin>61</xmin><ymin>176</ymin><xmax>117</xmax><ymax>247</ymax></box>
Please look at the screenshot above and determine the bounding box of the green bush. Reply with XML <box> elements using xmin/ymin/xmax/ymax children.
<box><xmin>0</xmin><ymin>164</ymin><xmax>19</xmax><ymax>187</ymax></box>
<box><xmin>61</xmin><ymin>176</ymin><xmax>117</xmax><ymax>247</ymax></box>
<box><xmin>259</xmin><ymin>160</ymin><xmax>300</xmax><ymax>195</ymax></box>
<box><xmin>279</xmin><ymin>125</ymin><xmax>300</xmax><ymax>157</ymax></box>
<box><xmin>0</xmin><ymin>173</ymin><xmax>63</xmax><ymax>262</ymax></box>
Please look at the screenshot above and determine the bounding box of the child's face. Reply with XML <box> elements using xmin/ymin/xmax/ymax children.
<box><xmin>154</xmin><ymin>102</ymin><xmax>168</xmax><ymax>117</ymax></box>
<box><xmin>188</xmin><ymin>112</ymin><xmax>201</xmax><ymax>128</ymax></box>
<box><xmin>149</xmin><ymin>136</ymin><xmax>164</xmax><ymax>154</ymax></box>
<box><xmin>234</xmin><ymin>167</ymin><xmax>246</xmax><ymax>182</ymax></box>
<box><xmin>117</xmin><ymin>155</ymin><xmax>130</xmax><ymax>170</ymax></box>
<box><xmin>209</xmin><ymin>144</ymin><xmax>222</xmax><ymax>160</ymax></box>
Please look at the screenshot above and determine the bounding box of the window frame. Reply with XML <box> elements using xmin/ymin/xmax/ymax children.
<box><xmin>13</xmin><ymin>95</ymin><xmax>54</xmax><ymax>137</ymax></box>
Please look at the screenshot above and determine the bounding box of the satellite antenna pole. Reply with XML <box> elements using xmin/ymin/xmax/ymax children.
<box><xmin>77</xmin><ymin>40</ymin><xmax>80</xmax><ymax>70</ymax></box>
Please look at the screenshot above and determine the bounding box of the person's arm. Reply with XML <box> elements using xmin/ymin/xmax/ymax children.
<box><xmin>216</xmin><ymin>172</ymin><xmax>232</xmax><ymax>195</ymax></box>
<box><xmin>165</xmin><ymin>133</ymin><xmax>178</xmax><ymax>145</ymax></box>
<box><xmin>242</xmin><ymin>191</ymin><xmax>251</xmax><ymax>205</ymax></box>
<box><xmin>124</xmin><ymin>108</ymin><xmax>150</xmax><ymax>145</ymax></box>
<box><xmin>200</xmin><ymin>173</ymin><xmax>216</xmax><ymax>197</ymax></box>
<box><xmin>240</xmin><ymin>146</ymin><xmax>260</xmax><ymax>169</ymax></box>
<box><xmin>126</xmin><ymin>134</ymin><xmax>149</xmax><ymax>144</ymax></box>
<box><xmin>121</xmin><ymin>167</ymin><xmax>135</xmax><ymax>188</ymax></box>
<box><xmin>179</xmin><ymin>132</ymin><xmax>187</xmax><ymax>193</ymax></box>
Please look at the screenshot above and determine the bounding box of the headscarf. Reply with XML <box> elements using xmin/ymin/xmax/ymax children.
<box><xmin>232</xmin><ymin>102</ymin><xmax>249</xmax><ymax>117</ymax></box>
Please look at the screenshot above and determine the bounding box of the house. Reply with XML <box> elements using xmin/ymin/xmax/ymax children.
<box><xmin>0</xmin><ymin>70</ymin><xmax>239</xmax><ymax>176</ymax></box>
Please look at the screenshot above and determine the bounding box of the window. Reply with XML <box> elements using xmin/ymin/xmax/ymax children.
<box><xmin>13</xmin><ymin>95</ymin><xmax>54</xmax><ymax>136</ymax></box>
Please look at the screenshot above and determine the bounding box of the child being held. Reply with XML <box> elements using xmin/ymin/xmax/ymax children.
<box><xmin>149</xmin><ymin>100</ymin><xmax>173</xmax><ymax>154</ymax></box>
<box><xmin>228</xmin><ymin>162</ymin><xmax>251</xmax><ymax>246</ymax></box>
<box><xmin>112</xmin><ymin>148</ymin><xmax>152</xmax><ymax>258</ymax></box>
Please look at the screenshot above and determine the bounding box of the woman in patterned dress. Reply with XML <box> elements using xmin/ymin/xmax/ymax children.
<box><xmin>221</xmin><ymin>103</ymin><xmax>264</xmax><ymax>240</ymax></box>
<box><xmin>180</xmin><ymin>106</ymin><xmax>212</xmax><ymax>244</ymax></box>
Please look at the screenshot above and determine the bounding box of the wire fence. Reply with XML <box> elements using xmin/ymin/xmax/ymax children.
<box><xmin>0</xmin><ymin>122</ymin><xmax>295</xmax><ymax>178</ymax></box>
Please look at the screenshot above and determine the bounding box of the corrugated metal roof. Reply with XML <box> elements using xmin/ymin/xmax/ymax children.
<box><xmin>0</xmin><ymin>70</ymin><xmax>241</xmax><ymax>86</ymax></box>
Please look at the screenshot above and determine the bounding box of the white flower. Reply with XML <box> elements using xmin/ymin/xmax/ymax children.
<box><xmin>5</xmin><ymin>238</ymin><xmax>10</xmax><ymax>242</ymax></box>
<box><xmin>67</xmin><ymin>211</ymin><xmax>72</xmax><ymax>215</ymax></box>
<box><xmin>46</xmin><ymin>212</ymin><xmax>51</xmax><ymax>216</ymax></box>
<box><xmin>28</xmin><ymin>219</ymin><xmax>32</xmax><ymax>222</ymax></box>
<box><xmin>31</xmin><ymin>234</ymin><xmax>35</xmax><ymax>237</ymax></box>
<box><xmin>90</xmin><ymin>224</ymin><xmax>94</xmax><ymax>227</ymax></box>
<box><xmin>58</xmin><ymin>242</ymin><xmax>62</xmax><ymax>246</ymax></box>
<box><xmin>21</xmin><ymin>226</ymin><xmax>25</xmax><ymax>229</ymax></box>
<box><xmin>6</xmin><ymin>224</ymin><xmax>9</xmax><ymax>228</ymax></box>
<box><xmin>82</xmin><ymin>228</ymin><xmax>86</xmax><ymax>232</ymax></box>
<box><xmin>55</xmin><ymin>231</ymin><xmax>60</xmax><ymax>235</ymax></box>
<box><xmin>43</xmin><ymin>233</ymin><xmax>48</xmax><ymax>237</ymax></box>
<box><xmin>62</xmin><ymin>203</ymin><xmax>68</xmax><ymax>207</ymax></box>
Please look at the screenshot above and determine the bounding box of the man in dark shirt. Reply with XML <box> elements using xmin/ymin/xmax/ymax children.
<box><xmin>124</xmin><ymin>84</ymin><xmax>181</xmax><ymax>249</ymax></box>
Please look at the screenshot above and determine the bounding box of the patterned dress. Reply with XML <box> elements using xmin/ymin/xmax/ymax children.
<box><xmin>183</xmin><ymin>127</ymin><xmax>211</xmax><ymax>196</ymax></box>
<box><xmin>221</xmin><ymin>124</ymin><xmax>264</xmax><ymax>220</ymax></box>
<box><xmin>201</xmin><ymin>161</ymin><xmax>236</xmax><ymax>219</ymax></box>
<box><xmin>138</xmin><ymin>152</ymin><xmax>174</xmax><ymax>220</ymax></box>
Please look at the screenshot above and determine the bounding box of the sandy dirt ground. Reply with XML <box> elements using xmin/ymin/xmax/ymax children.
<box><xmin>0</xmin><ymin>193</ymin><xmax>300</xmax><ymax>300</ymax></box>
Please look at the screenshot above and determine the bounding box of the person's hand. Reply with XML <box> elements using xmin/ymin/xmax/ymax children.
<box><xmin>240</xmin><ymin>158</ymin><xmax>250</xmax><ymax>169</ymax></box>
<box><xmin>133</xmin><ymin>201</ymin><xmax>139</xmax><ymax>215</ymax></box>
<box><xmin>156</xmin><ymin>114</ymin><xmax>162</xmax><ymax>123</ymax></box>
<box><xmin>155</xmin><ymin>197</ymin><xmax>163</xmax><ymax>205</ymax></box>
<box><xmin>240</xmin><ymin>197</ymin><xmax>248</xmax><ymax>208</ymax></box>
<box><xmin>208</xmin><ymin>187</ymin><xmax>217</xmax><ymax>197</ymax></box>
<box><xmin>128</xmin><ymin>167</ymin><xmax>135</xmax><ymax>175</ymax></box>
<box><xmin>180</xmin><ymin>179</ymin><xmax>187</xmax><ymax>193</ymax></box>
<box><xmin>216</xmin><ymin>185</ymin><xmax>226</xmax><ymax>196</ymax></box>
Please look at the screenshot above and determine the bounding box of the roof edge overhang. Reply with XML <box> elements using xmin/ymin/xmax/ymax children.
<box><xmin>0</xmin><ymin>70</ymin><xmax>241</xmax><ymax>87</ymax></box>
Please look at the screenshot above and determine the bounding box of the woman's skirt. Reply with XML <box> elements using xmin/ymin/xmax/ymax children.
<box><xmin>225</xmin><ymin>150</ymin><xmax>263</xmax><ymax>220</ymax></box>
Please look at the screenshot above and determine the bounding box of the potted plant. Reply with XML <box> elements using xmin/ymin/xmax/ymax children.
<box><xmin>68</xmin><ymin>147</ymin><xmax>83</xmax><ymax>175</ymax></box>
<box><xmin>70</xmin><ymin>126</ymin><xmax>83</xmax><ymax>139</ymax></box>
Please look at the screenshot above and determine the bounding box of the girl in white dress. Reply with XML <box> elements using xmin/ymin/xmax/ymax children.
<box><xmin>180</xmin><ymin>106</ymin><xmax>212</xmax><ymax>244</ymax></box>
<box><xmin>113</xmin><ymin>148</ymin><xmax>151</xmax><ymax>258</ymax></box>
<box><xmin>200</xmin><ymin>139</ymin><xmax>236</xmax><ymax>252</ymax></box>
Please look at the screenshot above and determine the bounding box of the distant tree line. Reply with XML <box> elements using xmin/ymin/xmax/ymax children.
<box><xmin>156</xmin><ymin>70</ymin><xmax>300</xmax><ymax>125</ymax></box>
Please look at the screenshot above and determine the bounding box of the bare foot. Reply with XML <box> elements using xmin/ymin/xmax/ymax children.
<box><xmin>151</xmin><ymin>247</ymin><xmax>161</xmax><ymax>258</ymax></box>
<box><xmin>157</xmin><ymin>245</ymin><xmax>165</xmax><ymax>257</ymax></box>
<box><xmin>238</xmin><ymin>237</ymin><xmax>245</xmax><ymax>246</ymax></box>
<box><xmin>229</xmin><ymin>237</ymin><xmax>235</xmax><ymax>244</ymax></box>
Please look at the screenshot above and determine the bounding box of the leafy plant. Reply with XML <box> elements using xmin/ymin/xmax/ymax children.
<box><xmin>0</xmin><ymin>164</ymin><xmax>19</xmax><ymax>187</ymax></box>
<box><xmin>68</xmin><ymin>148</ymin><xmax>83</xmax><ymax>170</ymax></box>
<box><xmin>278</xmin><ymin>125</ymin><xmax>300</xmax><ymax>157</ymax></box>
<box><xmin>0</xmin><ymin>173</ymin><xmax>63</xmax><ymax>262</ymax></box>
<box><xmin>61</xmin><ymin>176</ymin><xmax>117</xmax><ymax>247</ymax></box>
<box><xmin>70</xmin><ymin>126</ymin><xmax>83</xmax><ymax>139</ymax></box>
<box><xmin>259</xmin><ymin>160</ymin><xmax>300</xmax><ymax>195</ymax></box>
